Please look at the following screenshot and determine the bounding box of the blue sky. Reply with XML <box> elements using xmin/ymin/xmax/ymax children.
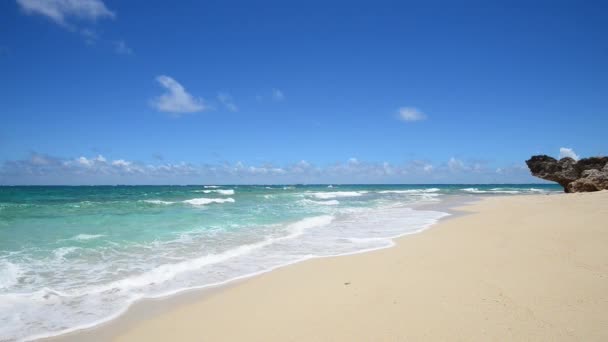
<box><xmin>1</xmin><ymin>0</ymin><xmax>607</xmax><ymax>184</ymax></box>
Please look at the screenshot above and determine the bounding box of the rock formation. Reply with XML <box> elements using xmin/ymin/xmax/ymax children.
<box><xmin>525</xmin><ymin>155</ymin><xmax>608</xmax><ymax>193</ymax></box>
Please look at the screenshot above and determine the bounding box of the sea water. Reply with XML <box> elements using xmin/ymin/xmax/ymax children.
<box><xmin>0</xmin><ymin>184</ymin><xmax>560</xmax><ymax>341</ymax></box>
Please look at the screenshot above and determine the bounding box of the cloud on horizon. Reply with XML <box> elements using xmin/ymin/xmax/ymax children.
<box><xmin>0</xmin><ymin>152</ymin><xmax>540</xmax><ymax>185</ymax></box>
<box><xmin>152</xmin><ymin>75</ymin><xmax>206</xmax><ymax>115</ymax></box>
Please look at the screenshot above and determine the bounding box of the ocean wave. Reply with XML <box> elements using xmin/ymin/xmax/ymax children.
<box><xmin>300</xmin><ymin>199</ymin><xmax>340</xmax><ymax>206</ymax></box>
<box><xmin>53</xmin><ymin>247</ymin><xmax>81</xmax><ymax>260</ymax></box>
<box><xmin>38</xmin><ymin>215</ymin><xmax>336</xmax><ymax>300</ymax></box>
<box><xmin>183</xmin><ymin>197</ymin><xmax>235</xmax><ymax>206</ymax></box>
<box><xmin>0</xmin><ymin>261</ymin><xmax>23</xmax><ymax>290</ymax></box>
<box><xmin>203</xmin><ymin>185</ymin><xmax>220</xmax><ymax>188</ymax></box>
<box><xmin>144</xmin><ymin>198</ymin><xmax>236</xmax><ymax>206</ymax></box>
<box><xmin>461</xmin><ymin>188</ymin><xmax>522</xmax><ymax>194</ymax></box>
<box><xmin>70</xmin><ymin>201</ymin><xmax>98</xmax><ymax>208</ymax></box>
<box><xmin>69</xmin><ymin>234</ymin><xmax>105</xmax><ymax>241</ymax></box>
<box><xmin>143</xmin><ymin>199</ymin><xmax>175</xmax><ymax>205</ymax></box>
<box><xmin>197</xmin><ymin>189</ymin><xmax>235</xmax><ymax>195</ymax></box>
<box><xmin>378</xmin><ymin>188</ymin><xmax>440</xmax><ymax>194</ymax></box>
<box><xmin>286</xmin><ymin>215</ymin><xmax>335</xmax><ymax>235</ymax></box>
<box><xmin>307</xmin><ymin>191</ymin><xmax>367</xmax><ymax>199</ymax></box>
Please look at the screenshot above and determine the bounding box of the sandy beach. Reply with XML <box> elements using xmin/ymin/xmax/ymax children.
<box><xmin>59</xmin><ymin>191</ymin><xmax>608</xmax><ymax>341</ymax></box>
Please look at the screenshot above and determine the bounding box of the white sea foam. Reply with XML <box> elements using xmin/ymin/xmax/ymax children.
<box><xmin>462</xmin><ymin>188</ymin><xmax>521</xmax><ymax>194</ymax></box>
<box><xmin>203</xmin><ymin>185</ymin><xmax>220</xmax><ymax>188</ymax></box>
<box><xmin>53</xmin><ymin>247</ymin><xmax>81</xmax><ymax>260</ymax></box>
<box><xmin>300</xmin><ymin>199</ymin><xmax>340</xmax><ymax>206</ymax></box>
<box><xmin>143</xmin><ymin>199</ymin><xmax>175</xmax><ymax>205</ymax></box>
<box><xmin>198</xmin><ymin>189</ymin><xmax>235</xmax><ymax>195</ymax></box>
<box><xmin>183</xmin><ymin>197</ymin><xmax>235</xmax><ymax>206</ymax></box>
<box><xmin>0</xmin><ymin>261</ymin><xmax>23</xmax><ymax>290</ymax></box>
<box><xmin>461</xmin><ymin>187</ymin><xmax>553</xmax><ymax>194</ymax></box>
<box><xmin>378</xmin><ymin>188</ymin><xmax>440</xmax><ymax>194</ymax></box>
<box><xmin>308</xmin><ymin>191</ymin><xmax>367</xmax><ymax>199</ymax></box>
<box><xmin>315</xmin><ymin>199</ymin><xmax>340</xmax><ymax>205</ymax></box>
<box><xmin>1</xmin><ymin>216</ymin><xmax>336</xmax><ymax>303</ymax></box>
<box><xmin>79</xmin><ymin>215</ymin><xmax>334</xmax><ymax>298</ymax></box>
<box><xmin>286</xmin><ymin>215</ymin><xmax>334</xmax><ymax>235</ymax></box>
<box><xmin>69</xmin><ymin>234</ymin><xmax>105</xmax><ymax>241</ymax></box>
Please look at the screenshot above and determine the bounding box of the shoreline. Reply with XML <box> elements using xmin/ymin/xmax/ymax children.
<box><xmin>51</xmin><ymin>192</ymin><xmax>608</xmax><ymax>341</ymax></box>
<box><xmin>46</xmin><ymin>194</ymin><xmax>474</xmax><ymax>342</ymax></box>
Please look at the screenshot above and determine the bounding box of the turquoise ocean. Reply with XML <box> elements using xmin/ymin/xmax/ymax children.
<box><xmin>0</xmin><ymin>184</ymin><xmax>561</xmax><ymax>341</ymax></box>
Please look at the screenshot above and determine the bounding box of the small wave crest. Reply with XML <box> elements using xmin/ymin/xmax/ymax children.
<box><xmin>300</xmin><ymin>199</ymin><xmax>340</xmax><ymax>206</ymax></box>
<box><xmin>307</xmin><ymin>191</ymin><xmax>367</xmax><ymax>199</ymax></box>
<box><xmin>53</xmin><ymin>247</ymin><xmax>81</xmax><ymax>260</ymax></box>
<box><xmin>378</xmin><ymin>188</ymin><xmax>440</xmax><ymax>194</ymax></box>
<box><xmin>69</xmin><ymin>234</ymin><xmax>105</xmax><ymax>241</ymax></box>
<box><xmin>143</xmin><ymin>199</ymin><xmax>175</xmax><ymax>205</ymax></box>
<box><xmin>196</xmin><ymin>189</ymin><xmax>235</xmax><ymax>195</ymax></box>
<box><xmin>183</xmin><ymin>198</ymin><xmax>235</xmax><ymax>206</ymax></box>
<box><xmin>462</xmin><ymin>188</ymin><xmax>521</xmax><ymax>194</ymax></box>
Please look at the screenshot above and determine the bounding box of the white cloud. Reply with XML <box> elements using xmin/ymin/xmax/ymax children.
<box><xmin>272</xmin><ymin>88</ymin><xmax>285</xmax><ymax>101</ymax></box>
<box><xmin>17</xmin><ymin>0</ymin><xmax>124</xmax><ymax>52</ymax></box>
<box><xmin>17</xmin><ymin>0</ymin><xmax>115</xmax><ymax>26</ymax></box>
<box><xmin>248</xmin><ymin>166</ymin><xmax>286</xmax><ymax>175</ymax></box>
<box><xmin>217</xmin><ymin>92</ymin><xmax>238</xmax><ymax>112</ymax></box>
<box><xmin>75</xmin><ymin>155</ymin><xmax>106</xmax><ymax>167</ymax></box>
<box><xmin>152</xmin><ymin>75</ymin><xmax>205</xmax><ymax>115</ymax></box>
<box><xmin>113</xmin><ymin>40</ymin><xmax>133</xmax><ymax>55</ymax></box>
<box><xmin>398</xmin><ymin>107</ymin><xmax>427</xmax><ymax>122</ymax></box>
<box><xmin>559</xmin><ymin>147</ymin><xmax>579</xmax><ymax>161</ymax></box>
<box><xmin>382</xmin><ymin>162</ymin><xmax>395</xmax><ymax>175</ymax></box>
<box><xmin>77</xmin><ymin>156</ymin><xmax>93</xmax><ymax>166</ymax></box>
<box><xmin>30</xmin><ymin>154</ymin><xmax>52</xmax><ymax>166</ymax></box>
<box><xmin>1</xmin><ymin>153</ymin><xmax>539</xmax><ymax>185</ymax></box>
<box><xmin>111</xmin><ymin>159</ymin><xmax>131</xmax><ymax>167</ymax></box>
<box><xmin>448</xmin><ymin>157</ymin><xmax>466</xmax><ymax>172</ymax></box>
